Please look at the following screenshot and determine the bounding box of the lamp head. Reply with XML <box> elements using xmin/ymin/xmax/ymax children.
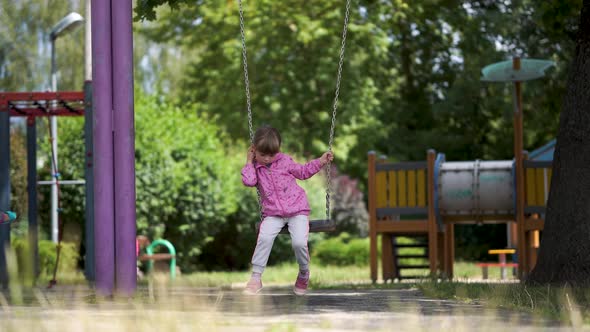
<box><xmin>50</xmin><ymin>12</ymin><xmax>84</xmax><ymax>40</ymax></box>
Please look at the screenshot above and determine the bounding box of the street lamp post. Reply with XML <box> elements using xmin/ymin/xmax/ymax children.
<box><xmin>49</xmin><ymin>12</ymin><xmax>84</xmax><ymax>243</ymax></box>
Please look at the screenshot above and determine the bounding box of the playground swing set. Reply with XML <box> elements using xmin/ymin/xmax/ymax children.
<box><xmin>0</xmin><ymin>91</ymin><xmax>177</xmax><ymax>284</ymax></box>
<box><xmin>0</xmin><ymin>91</ymin><xmax>86</xmax><ymax>287</ymax></box>
<box><xmin>0</xmin><ymin>1</ymin><xmax>352</xmax><ymax>292</ymax></box>
<box><xmin>237</xmin><ymin>0</ymin><xmax>351</xmax><ymax>234</ymax></box>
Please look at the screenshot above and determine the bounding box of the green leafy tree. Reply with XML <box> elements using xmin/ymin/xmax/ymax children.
<box><xmin>133</xmin><ymin>0</ymin><xmax>580</xmax><ymax>180</ymax></box>
<box><xmin>1</xmin><ymin>0</ymin><xmax>87</xmax><ymax>237</ymax></box>
<box><xmin>136</xmin><ymin>0</ymin><xmax>388</xmax><ymax>167</ymax></box>
<box><xmin>0</xmin><ymin>0</ymin><xmax>85</xmax><ymax>92</ymax></box>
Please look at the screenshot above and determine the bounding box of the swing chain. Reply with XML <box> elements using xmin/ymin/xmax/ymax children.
<box><xmin>238</xmin><ymin>0</ymin><xmax>264</xmax><ymax>221</ymax></box>
<box><xmin>238</xmin><ymin>0</ymin><xmax>351</xmax><ymax>223</ymax></box>
<box><xmin>238</xmin><ymin>0</ymin><xmax>254</xmax><ymax>144</ymax></box>
<box><xmin>325</xmin><ymin>0</ymin><xmax>351</xmax><ymax>222</ymax></box>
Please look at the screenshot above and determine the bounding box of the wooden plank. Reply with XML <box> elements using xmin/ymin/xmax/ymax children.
<box><xmin>437</xmin><ymin>232</ymin><xmax>445</xmax><ymax>273</ymax></box>
<box><xmin>442</xmin><ymin>214</ymin><xmax>513</xmax><ymax>223</ymax></box>
<box><xmin>525</xmin><ymin>168</ymin><xmax>536</xmax><ymax>206</ymax></box>
<box><xmin>444</xmin><ymin>223</ymin><xmax>454</xmax><ymax>279</ymax></box>
<box><xmin>376</xmin><ymin>171</ymin><xmax>388</xmax><ymax>208</ymax></box>
<box><xmin>398</xmin><ymin>170</ymin><xmax>407</xmax><ymax>207</ymax></box>
<box><xmin>527</xmin><ymin>230</ymin><xmax>538</xmax><ymax>272</ymax></box>
<box><xmin>407</xmin><ymin>170</ymin><xmax>417</xmax><ymax>207</ymax></box>
<box><xmin>381</xmin><ymin>235</ymin><xmax>394</xmax><ymax>281</ymax></box>
<box><xmin>524</xmin><ymin>218</ymin><xmax>544</xmax><ymax>231</ymax></box>
<box><xmin>417</xmin><ymin>169</ymin><xmax>426</xmax><ymax>207</ymax></box>
<box><xmin>535</xmin><ymin>169</ymin><xmax>545</xmax><ymax>206</ymax></box>
<box><xmin>368</xmin><ymin>152</ymin><xmax>378</xmax><ymax>282</ymax></box>
<box><xmin>427</xmin><ymin>150</ymin><xmax>437</xmax><ymax>276</ymax></box>
<box><xmin>375</xmin><ymin>220</ymin><xmax>428</xmax><ymax>233</ymax></box>
<box><xmin>388</xmin><ymin>170</ymin><xmax>398</xmax><ymax>207</ymax></box>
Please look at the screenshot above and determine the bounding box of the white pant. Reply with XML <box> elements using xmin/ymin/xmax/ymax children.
<box><xmin>251</xmin><ymin>215</ymin><xmax>310</xmax><ymax>273</ymax></box>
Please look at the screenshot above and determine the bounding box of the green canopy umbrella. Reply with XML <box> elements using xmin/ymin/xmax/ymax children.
<box><xmin>481</xmin><ymin>59</ymin><xmax>555</xmax><ymax>82</ymax></box>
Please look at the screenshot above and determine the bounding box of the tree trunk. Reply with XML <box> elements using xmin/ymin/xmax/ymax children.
<box><xmin>527</xmin><ymin>0</ymin><xmax>590</xmax><ymax>285</ymax></box>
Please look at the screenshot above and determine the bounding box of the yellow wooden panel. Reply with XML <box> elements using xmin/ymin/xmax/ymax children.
<box><xmin>535</xmin><ymin>169</ymin><xmax>545</xmax><ymax>206</ymax></box>
<box><xmin>417</xmin><ymin>169</ymin><xmax>426</xmax><ymax>207</ymax></box>
<box><xmin>376</xmin><ymin>171</ymin><xmax>387</xmax><ymax>208</ymax></box>
<box><xmin>407</xmin><ymin>170</ymin><xmax>417</xmax><ymax>207</ymax></box>
<box><xmin>546</xmin><ymin>168</ymin><xmax>552</xmax><ymax>203</ymax></box>
<box><xmin>377</xmin><ymin>171</ymin><xmax>388</xmax><ymax>208</ymax></box>
<box><xmin>397</xmin><ymin>170</ymin><xmax>407</xmax><ymax>207</ymax></box>
<box><xmin>388</xmin><ymin>171</ymin><xmax>397</xmax><ymax>207</ymax></box>
<box><xmin>525</xmin><ymin>168</ymin><xmax>536</xmax><ymax>206</ymax></box>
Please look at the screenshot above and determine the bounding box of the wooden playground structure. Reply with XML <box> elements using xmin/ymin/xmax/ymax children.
<box><xmin>367</xmin><ymin>147</ymin><xmax>551</xmax><ymax>281</ymax></box>
<box><xmin>368</xmin><ymin>57</ymin><xmax>554</xmax><ymax>282</ymax></box>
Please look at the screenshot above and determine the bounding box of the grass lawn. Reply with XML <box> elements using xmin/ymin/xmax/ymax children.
<box><xmin>416</xmin><ymin>281</ymin><xmax>588</xmax><ymax>326</ymax></box>
<box><xmin>165</xmin><ymin>260</ymin><xmax>510</xmax><ymax>288</ymax></box>
<box><xmin>10</xmin><ymin>261</ymin><xmax>587</xmax><ymax>326</ymax></box>
<box><xmin>162</xmin><ymin>262</ymin><xmax>586</xmax><ymax>326</ymax></box>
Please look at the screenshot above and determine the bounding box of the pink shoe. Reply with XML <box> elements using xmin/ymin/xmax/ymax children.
<box><xmin>244</xmin><ymin>278</ymin><xmax>263</xmax><ymax>295</ymax></box>
<box><xmin>293</xmin><ymin>271</ymin><xmax>310</xmax><ymax>296</ymax></box>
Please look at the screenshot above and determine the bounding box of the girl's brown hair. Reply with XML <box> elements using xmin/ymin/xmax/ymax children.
<box><xmin>253</xmin><ymin>126</ymin><xmax>281</xmax><ymax>154</ymax></box>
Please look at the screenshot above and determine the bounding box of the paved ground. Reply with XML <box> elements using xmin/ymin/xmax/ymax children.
<box><xmin>0</xmin><ymin>286</ymin><xmax>581</xmax><ymax>331</ymax></box>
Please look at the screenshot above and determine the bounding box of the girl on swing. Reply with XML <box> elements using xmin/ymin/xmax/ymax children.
<box><xmin>241</xmin><ymin>125</ymin><xmax>333</xmax><ymax>295</ymax></box>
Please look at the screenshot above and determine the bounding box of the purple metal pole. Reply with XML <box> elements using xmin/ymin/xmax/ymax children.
<box><xmin>91</xmin><ymin>0</ymin><xmax>115</xmax><ymax>296</ymax></box>
<box><xmin>112</xmin><ymin>0</ymin><xmax>137</xmax><ymax>295</ymax></box>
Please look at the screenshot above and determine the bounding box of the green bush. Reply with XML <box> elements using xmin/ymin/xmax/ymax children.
<box><xmin>134</xmin><ymin>93</ymin><xmax>241</xmax><ymax>272</ymax></box>
<box><xmin>311</xmin><ymin>233</ymin><xmax>370</xmax><ymax>266</ymax></box>
<box><xmin>11</xmin><ymin>237</ymin><xmax>78</xmax><ymax>279</ymax></box>
<box><xmin>48</xmin><ymin>91</ymin><xmax>243</xmax><ymax>273</ymax></box>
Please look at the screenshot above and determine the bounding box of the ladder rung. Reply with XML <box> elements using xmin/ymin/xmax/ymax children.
<box><xmin>396</xmin><ymin>255</ymin><xmax>428</xmax><ymax>259</ymax></box>
<box><xmin>397</xmin><ymin>265</ymin><xmax>430</xmax><ymax>269</ymax></box>
<box><xmin>394</xmin><ymin>244</ymin><xmax>428</xmax><ymax>248</ymax></box>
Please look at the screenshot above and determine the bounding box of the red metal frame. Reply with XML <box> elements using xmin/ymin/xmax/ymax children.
<box><xmin>0</xmin><ymin>91</ymin><xmax>85</xmax><ymax>117</ymax></box>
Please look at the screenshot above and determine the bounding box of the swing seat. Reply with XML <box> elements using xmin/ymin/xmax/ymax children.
<box><xmin>256</xmin><ymin>219</ymin><xmax>336</xmax><ymax>234</ymax></box>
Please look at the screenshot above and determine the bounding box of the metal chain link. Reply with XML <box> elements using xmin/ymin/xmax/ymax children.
<box><xmin>238</xmin><ymin>0</ymin><xmax>254</xmax><ymax>144</ymax></box>
<box><xmin>238</xmin><ymin>0</ymin><xmax>263</xmax><ymax>221</ymax></box>
<box><xmin>325</xmin><ymin>0</ymin><xmax>351</xmax><ymax>222</ymax></box>
<box><xmin>238</xmin><ymin>0</ymin><xmax>351</xmax><ymax>222</ymax></box>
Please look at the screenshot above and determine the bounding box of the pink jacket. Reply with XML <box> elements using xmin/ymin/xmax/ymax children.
<box><xmin>241</xmin><ymin>153</ymin><xmax>323</xmax><ymax>218</ymax></box>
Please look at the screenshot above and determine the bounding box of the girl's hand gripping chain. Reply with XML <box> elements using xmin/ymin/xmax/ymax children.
<box><xmin>247</xmin><ymin>145</ymin><xmax>256</xmax><ymax>164</ymax></box>
<box><xmin>320</xmin><ymin>151</ymin><xmax>334</xmax><ymax>166</ymax></box>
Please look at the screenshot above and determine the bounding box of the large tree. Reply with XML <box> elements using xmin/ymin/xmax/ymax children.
<box><xmin>527</xmin><ymin>0</ymin><xmax>590</xmax><ymax>285</ymax></box>
<box><xmin>138</xmin><ymin>0</ymin><xmax>388</xmax><ymax>166</ymax></box>
<box><xmin>135</xmin><ymin>1</ymin><xmax>580</xmax><ymax>178</ymax></box>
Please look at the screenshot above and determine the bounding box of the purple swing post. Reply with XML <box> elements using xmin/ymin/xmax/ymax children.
<box><xmin>92</xmin><ymin>0</ymin><xmax>136</xmax><ymax>296</ymax></box>
<box><xmin>112</xmin><ymin>0</ymin><xmax>137</xmax><ymax>296</ymax></box>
